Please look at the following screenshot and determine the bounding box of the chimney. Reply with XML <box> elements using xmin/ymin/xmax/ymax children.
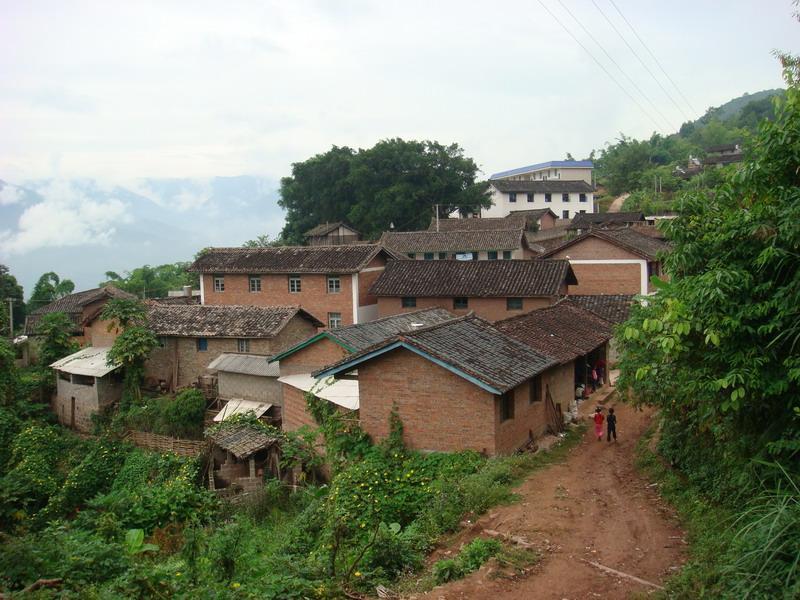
<box><xmin>183</xmin><ymin>285</ymin><xmax>192</xmax><ymax>297</ymax></box>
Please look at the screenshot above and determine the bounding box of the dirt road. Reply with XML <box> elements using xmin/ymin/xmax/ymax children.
<box><xmin>414</xmin><ymin>396</ymin><xmax>684</xmax><ymax>599</ymax></box>
<box><xmin>607</xmin><ymin>193</ymin><xmax>630</xmax><ymax>213</ymax></box>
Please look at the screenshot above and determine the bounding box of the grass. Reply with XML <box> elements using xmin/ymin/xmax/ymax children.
<box><xmin>635</xmin><ymin>425</ymin><xmax>800</xmax><ymax>599</ymax></box>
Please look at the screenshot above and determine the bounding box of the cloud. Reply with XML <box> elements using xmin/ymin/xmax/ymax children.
<box><xmin>0</xmin><ymin>183</ymin><xmax>23</xmax><ymax>205</ymax></box>
<box><xmin>0</xmin><ymin>180</ymin><xmax>131</xmax><ymax>254</ymax></box>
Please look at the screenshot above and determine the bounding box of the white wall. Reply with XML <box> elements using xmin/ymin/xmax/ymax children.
<box><xmin>498</xmin><ymin>167</ymin><xmax>593</xmax><ymax>184</ymax></box>
<box><xmin>482</xmin><ymin>187</ymin><xmax>595</xmax><ymax>219</ymax></box>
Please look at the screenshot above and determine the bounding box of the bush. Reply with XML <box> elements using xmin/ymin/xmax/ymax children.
<box><xmin>432</xmin><ymin>537</ymin><xmax>501</xmax><ymax>584</ymax></box>
<box><xmin>122</xmin><ymin>389</ymin><xmax>206</xmax><ymax>439</ymax></box>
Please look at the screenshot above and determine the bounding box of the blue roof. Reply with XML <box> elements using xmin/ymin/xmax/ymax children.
<box><xmin>490</xmin><ymin>160</ymin><xmax>594</xmax><ymax>180</ymax></box>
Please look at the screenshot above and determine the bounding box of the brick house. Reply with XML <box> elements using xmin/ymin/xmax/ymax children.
<box><xmin>188</xmin><ymin>244</ymin><xmax>402</xmax><ymax>327</ymax></box>
<box><xmin>304</xmin><ymin>222</ymin><xmax>361</xmax><ymax>246</ymax></box>
<box><xmin>428</xmin><ymin>209</ymin><xmax>558</xmax><ymax>233</ymax></box>
<box><xmin>24</xmin><ymin>285</ymin><xmax>136</xmax><ymax>349</ymax></box>
<box><xmin>379</xmin><ymin>229</ymin><xmax>536</xmax><ymax>261</ymax></box>
<box><xmin>315</xmin><ymin>315</ymin><xmax>560</xmax><ymax>455</ymax></box>
<box><xmin>369</xmin><ymin>259</ymin><xmax>577</xmax><ymax>321</ymax></box>
<box><xmin>539</xmin><ymin>228</ymin><xmax>669</xmax><ymax>296</ymax></box>
<box><xmin>269</xmin><ymin>308</ymin><xmax>455</xmax><ymax>432</ymax></box>
<box><xmin>144</xmin><ymin>304</ymin><xmax>323</xmax><ymax>391</ymax></box>
<box><xmin>494</xmin><ymin>302</ymin><xmax>614</xmax><ymax>402</ymax></box>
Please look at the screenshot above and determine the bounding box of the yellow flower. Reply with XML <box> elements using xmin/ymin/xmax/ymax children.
<box><xmin>354</xmin><ymin>571</ymin><xmax>362</xmax><ymax>578</ymax></box>
<box><xmin>231</xmin><ymin>582</ymin><xmax>241</xmax><ymax>589</ymax></box>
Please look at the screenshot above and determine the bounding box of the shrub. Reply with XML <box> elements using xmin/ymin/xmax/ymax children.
<box><xmin>432</xmin><ymin>537</ymin><xmax>501</xmax><ymax>584</ymax></box>
<box><xmin>122</xmin><ymin>389</ymin><xmax>206</xmax><ymax>439</ymax></box>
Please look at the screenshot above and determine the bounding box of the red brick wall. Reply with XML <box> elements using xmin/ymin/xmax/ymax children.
<box><xmin>376</xmin><ymin>296</ymin><xmax>556</xmax><ymax>322</ymax></box>
<box><xmin>538</xmin><ymin>212</ymin><xmax>557</xmax><ymax>230</ymax></box>
<box><xmin>566</xmin><ymin>263</ymin><xmax>642</xmax><ymax>295</ymax></box>
<box><xmin>358</xmin><ymin>268</ymin><xmax>384</xmax><ymax>307</ymax></box>
<box><xmin>202</xmin><ymin>273</ymin><xmax>354</xmax><ymax>326</ymax></box>
<box><xmin>282</xmin><ymin>384</ymin><xmax>319</xmax><ymax>432</ymax></box>
<box><xmin>551</xmin><ymin>236</ymin><xmax>641</xmax><ymax>260</ymax></box>
<box><xmin>83</xmin><ymin>317</ymin><xmax>121</xmax><ymax>348</ymax></box>
<box><xmin>357</xmin><ymin>348</ymin><xmax>498</xmax><ymax>454</ymax></box>
<box><xmin>278</xmin><ymin>336</ymin><xmax>350</xmax><ymax>376</ymax></box>
<box><xmin>494</xmin><ymin>379</ymin><xmax>549</xmax><ymax>455</ymax></box>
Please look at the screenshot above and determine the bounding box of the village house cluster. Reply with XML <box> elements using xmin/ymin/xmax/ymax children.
<box><xmin>29</xmin><ymin>159</ymin><xmax>670</xmax><ymax>484</ymax></box>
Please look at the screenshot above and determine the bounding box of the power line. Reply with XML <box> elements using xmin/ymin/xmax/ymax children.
<box><xmin>537</xmin><ymin>0</ymin><xmax>664</xmax><ymax>133</ymax></box>
<box><xmin>607</xmin><ymin>0</ymin><xmax>698</xmax><ymax>117</ymax></box>
<box><xmin>590</xmin><ymin>0</ymin><xmax>691</xmax><ymax>123</ymax></box>
<box><xmin>555</xmin><ymin>0</ymin><xmax>676</xmax><ymax>132</ymax></box>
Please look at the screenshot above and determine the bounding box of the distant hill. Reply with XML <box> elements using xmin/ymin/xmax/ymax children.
<box><xmin>705</xmin><ymin>89</ymin><xmax>785</xmax><ymax>122</ymax></box>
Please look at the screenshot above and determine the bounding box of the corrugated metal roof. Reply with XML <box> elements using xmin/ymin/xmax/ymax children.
<box><xmin>278</xmin><ymin>374</ymin><xmax>359</xmax><ymax>410</ymax></box>
<box><xmin>207</xmin><ymin>353</ymin><xmax>280</xmax><ymax>377</ymax></box>
<box><xmin>213</xmin><ymin>399</ymin><xmax>272</xmax><ymax>422</ymax></box>
<box><xmin>490</xmin><ymin>160</ymin><xmax>593</xmax><ymax>180</ymax></box>
<box><xmin>50</xmin><ymin>347</ymin><xmax>120</xmax><ymax>377</ymax></box>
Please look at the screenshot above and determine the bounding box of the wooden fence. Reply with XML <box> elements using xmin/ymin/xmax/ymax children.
<box><xmin>124</xmin><ymin>430</ymin><xmax>208</xmax><ymax>457</ymax></box>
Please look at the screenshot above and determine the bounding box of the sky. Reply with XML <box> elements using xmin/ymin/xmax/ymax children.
<box><xmin>1</xmin><ymin>0</ymin><xmax>798</xmax><ymax>294</ymax></box>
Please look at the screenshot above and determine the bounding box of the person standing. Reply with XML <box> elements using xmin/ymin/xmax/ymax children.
<box><xmin>593</xmin><ymin>407</ymin><xmax>604</xmax><ymax>442</ymax></box>
<box><xmin>607</xmin><ymin>407</ymin><xmax>617</xmax><ymax>442</ymax></box>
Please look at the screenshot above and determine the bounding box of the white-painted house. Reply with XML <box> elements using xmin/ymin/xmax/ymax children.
<box><xmin>483</xmin><ymin>179</ymin><xmax>596</xmax><ymax>220</ymax></box>
<box><xmin>489</xmin><ymin>160</ymin><xmax>594</xmax><ymax>184</ymax></box>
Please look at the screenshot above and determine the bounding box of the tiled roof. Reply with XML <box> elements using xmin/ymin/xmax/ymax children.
<box><xmin>369</xmin><ymin>259</ymin><xmax>576</xmax><ymax>298</ymax></box>
<box><xmin>269</xmin><ymin>308</ymin><xmax>456</xmax><ymax>362</ymax></box>
<box><xmin>188</xmin><ymin>244</ymin><xmax>399</xmax><ymax>274</ymax></box>
<box><xmin>25</xmin><ymin>286</ymin><xmax>136</xmax><ymax>334</ymax></box>
<box><xmin>490</xmin><ymin>160</ymin><xmax>593</xmax><ymax>180</ymax></box>
<box><xmin>330</xmin><ymin>308</ymin><xmax>455</xmax><ymax>351</ymax></box>
<box><xmin>490</xmin><ymin>180</ymin><xmax>595</xmax><ymax>193</ymax></box>
<box><xmin>316</xmin><ymin>315</ymin><xmax>556</xmax><ymax>393</ymax></box>
<box><xmin>494</xmin><ymin>304</ymin><xmax>613</xmax><ymax>364</ymax></box>
<box><xmin>560</xmin><ymin>295</ymin><xmax>635</xmax><ymax>324</ymax></box>
<box><xmin>427</xmin><ymin>210</ymin><xmax>554</xmax><ymax>232</ymax></box>
<box><xmin>147</xmin><ymin>305</ymin><xmax>324</xmax><ymax>338</ymax></box>
<box><xmin>148</xmin><ymin>295</ymin><xmax>201</xmax><ymax>306</ymax></box>
<box><xmin>380</xmin><ymin>230</ymin><xmax>526</xmax><ymax>253</ymax></box>
<box><xmin>206</xmin><ymin>423</ymin><xmax>279</xmax><ymax>459</ymax></box>
<box><xmin>539</xmin><ymin>228</ymin><xmax>669</xmax><ymax>261</ymax></box>
<box><xmin>568</xmin><ymin>211</ymin><xmax>645</xmax><ymax>229</ymax></box>
<box><xmin>304</xmin><ymin>222</ymin><xmax>360</xmax><ymax>237</ymax></box>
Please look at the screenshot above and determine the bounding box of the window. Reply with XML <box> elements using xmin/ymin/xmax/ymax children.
<box><xmin>579</xmin><ymin>193</ymin><xmax>587</xmax><ymax>202</ymax></box>
<box><xmin>73</xmin><ymin>374</ymin><xmax>95</xmax><ymax>386</ymax></box>
<box><xmin>237</xmin><ymin>339</ymin><xmax>250</xmax><ymax>353</ymax></box>
<box><xmin>509</xmin><ymin>192</ymin><xmax>517</xmax><ymax>203</ymax></box>
<box><xmin>562</xmin><ymin>210</ymin><xmax>570</xmax><ymax>219</ymax></box>
<box><xmin>562</xmin><ymin>193</ymin><xmax>570</xmax><ymax>202</ymax></box>
<box><xmin>288</xmin><ymin>275</ymin><xmax>301</xmax><ymax>293</ymax></box>
<box><xmin>327</xmin><ymin>275</ymin><xmax>341</xmax><ymax>294</ymax></box>
<box><xmin>544</xmin><ymin>193</ymin><xmax>552</xmax><ymax>202</ymax></box>
<box><xmin>213</xmin><ymin>276</ymin><xmax>224</xmax><ymax>292</ymax></box>
<box><xmin>527</xmin><ymin>193</ymin><xmax>534</xmax><ymax>203</ymax></box>
<box><xmin>438</xmin><ymin>252</ymin><xmax>447</xmax><ymax>260</ymax></box>
<box><xmin>58</xmin><ymin>371</ymin><xmax>70</xmax><ymax>382</ymax></box>
<box><xmin>197</xmin><ymin>338</ymin><xmax>208</xmax><ymax>352</ymax></box>
<box><xmin>580</xmin><ymin>209</ymin><xmax>586</xmax><ymax>214</ymax></box>
<box><xmin>407</xmin><ymin>253</ymin><xmax>416</xmax><ymax>259</ymax></box>
<box><xmin>249</xmin><ymin>276</ymin><xmax>261</xmax><ymax>293</ymax></box>
<box><xmin>529</xmin><ymin>375</ymin><xmax>542</xmax><ymax>403</ymax></box>
<box><xmin>488</xmin><ymin>251</ymin><xmax>498</xmax><ymax>260</ymax></box>
<box><xmin>500</xmin><ymin>392</ymin><xmax>515</xmax><ymax>421</ymax></box>
<box><xmin>401</xmin><ymin>297</ymin><xmax>417</xmax><ymax>308</ymax></box>
<box><xmin>157</xmin><ymin>336</ymin><xmax>167</xmax><ymax>348</ymax></box>
<box><xmin>328</xmin><ymin>312</ymin><xmax>342</xmax><ymax>329</ymax></box>
<box><xmin>502</xmin><ymin>250</ymin><xmax>512</xmax><ymax>260</ymax></box>
<box><xmin>423</xmin><ymin>252</ymin><xmax>434</xmax><ymax>261</ymax></box>
<box><xmin>453</xmin><ymin>297</ymin><xmax>468</xmax><ymax>310</ymax></box>
<box><xmin>507</xmin><ymin>297</ymin><xmax>523</xmax><ymax>310</ymax></box>
<box><xmin>471</xmin><ymin>251</ymin><xmax>479</xmax><ymax>261</ymax></box>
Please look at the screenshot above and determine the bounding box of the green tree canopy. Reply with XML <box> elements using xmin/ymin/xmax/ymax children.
<box><xmin>36</xmin><ymin>312</ymin><xmax>79</xmax><ymax>366</ymax></box>
<box><xmin>0</xmin><ymin>265</ymin><xmax>25</xmax><ymax>336</ymax></box>
<box><xmin>278</xmin><ymin>139</ymin><xmax>490</xmax><ymax>243</ymax></box>
<box><xmin>27</xmin><ymin>272</ymin><xmax>75</xmax><ymax>313</ymax></box>
<box><xmin>98</xmin><ymin>263</ymin><xmax>197</xmax><ymax>299</ymax></box>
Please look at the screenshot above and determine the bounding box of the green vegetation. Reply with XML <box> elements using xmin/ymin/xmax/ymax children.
<box><xmin>27</xmin><ymin>272</ymin><xmax>75</xmax><ymax>313</ymax></box>
<box><xmin>121</xmin><ymin>389</ymin><xmax>207</xmax><ymax>439</ymax></box>
<box><xmin>0</xmin><ymin>264</ymin><xmax>25</xmax><ymax>336</ymax></box>
<box><xmin>433</xmin><ymin>537</ymin><xmax>502</xmax><ymax>584</ymax></box>
<box><xmin>99</xmin><ymin>262</ymin><xmax>198</xmax><ymax>299</ymax></box>
<box><xmin>35</xmin><ymin>311</ymin><xmax>78</xmax><ymax>366</ymax></box>
<box><xmin>278</xmin><ymin>138</ymin><xmax>490</xmax><ymax>243</ymax></box>
<box><xmin>618</xmin><ymin>57</ymin><xmax>800</xmax><ymax>597</ymax></box>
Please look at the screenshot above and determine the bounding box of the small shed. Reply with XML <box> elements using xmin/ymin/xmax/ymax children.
<box><xmin>50</xmin><ymin>347</ymin><xmax>123</xmax><ymax>432</ymax></box>
<box><xmin>206</xmin><ymin>423</ymin><xmax>282</xmax><ymax>493</ymax></box>
<box><xmin>207</xmin><ymin>353</ymin><xmax>282</xmax><ymax>424</ymax></box>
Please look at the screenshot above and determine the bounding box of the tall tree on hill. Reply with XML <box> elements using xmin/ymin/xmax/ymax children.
<box><xmin>28</xmin><ymin>272</ymin><xmax>75</xmax><ymax>312</ymax></box>
<box><xmin>278</xmin><ymin>139</ymin><xmax>490</xmax><ymax>244</ymax></box>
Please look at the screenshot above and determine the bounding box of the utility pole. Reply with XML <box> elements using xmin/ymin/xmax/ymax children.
<box><xmin>7</xmin><ymin>298</ymin><xmax>14</xmax><ymax>339</ymax></box>
<box><xmin>435</xmin><ymin>204</ymin><xmax>440</xmax><ymax>232</ymax></box>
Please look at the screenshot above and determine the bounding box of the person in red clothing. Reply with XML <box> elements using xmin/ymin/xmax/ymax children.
<box><xmin>593</xmin><ymin>407</ymin><xmax>604</xmax><ymax>442</ymax></box>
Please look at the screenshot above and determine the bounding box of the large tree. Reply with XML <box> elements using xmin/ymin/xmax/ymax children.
<box><xmin>27</xmin><ymin>272</ymin><xmax>75</xmax><ymax>312</ymax></box>
<box><xmin>0</xmin><ymin>265</ymin><xmax>25</xmax><ymax>336</ymax></box>
<box><xmin>278</xmin><ymin>139</ymin><xmax>490</xmax><ymax>244</ymax></box>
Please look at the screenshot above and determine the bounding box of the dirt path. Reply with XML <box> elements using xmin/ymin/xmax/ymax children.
<box><xmin>413</xmin><ymin>394</ymin><xmax>684</xmax><ymax>600</ymax></box>
<box><xmin>607</xmin><ymin>193</ymin><xmax>630</xmax><ymax>213</ymax></box>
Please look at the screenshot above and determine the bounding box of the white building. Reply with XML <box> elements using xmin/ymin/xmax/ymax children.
<box><xmin>483</xmin><ymin>179</ymin><xmax>596</xmax><ymax>220</ymax></box>
<box><xmin>490</xmin><ymin>160</ymin><xmax>594</xmax><ymax>184</ymax></box>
